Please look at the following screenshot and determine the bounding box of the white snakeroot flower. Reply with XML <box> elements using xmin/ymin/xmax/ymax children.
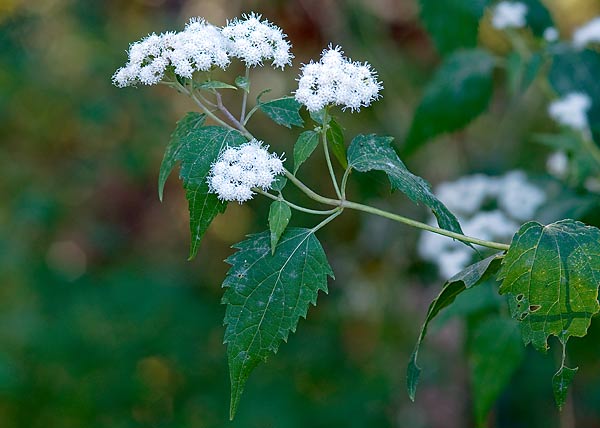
<box><xmin>498</xmin><ymin>170</ymin><xmax>546</xmax><ymax>221</ymax></box>
<box><xmin>207</xmin><ymin>140</ymin><xmax>284</xmax><ymax>203</ymax></box>
<box><xmin>295</xmin><ymin>45</ymin><xmax>382</xmax><ymax>112</ymax></box>
<box><xmin>222</xmin><ymin>13</ymin><xmax>293</xmax><ymax>69</ymax></box>
<box><xmin>546</xmin><ymin>151</ymin><xmax>568</xmax><ymax>178</ymax></box>
<box><xmin>491</xmin><ymin>2</ymin><xmax>528</xmax><ymax>30</ymax></box>
<box><xmin>543</xmin><ymin>27</ymin><xmax>559</xmax><ymax>43</ymax></box>
<box><xmin>573</xmin><ymin>16</ymin><xmax>600</xmax><ymax>49</ymax></box>
<box><xmin>548</xmin><ymin>92</ymin><xmax>592</xmax><ymax>131</ymax></box>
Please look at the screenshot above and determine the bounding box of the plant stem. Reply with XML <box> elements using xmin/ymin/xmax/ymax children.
<box><xmin>214</xmin><ymin>90</ymin><xmax>254</xmax><ymax>140</ymax></box>
<box><xmin>174</xmin><ymin>81</ymin><xmax>234</xmax><ymax>130</ymax></box>
<box><xmin>283</xmin><ymin>169</ymin><xmax>340</xmax><ymax>206</ymax></box>
<box><xmin>341</xmin><ymin>168</ymin><xmax>351</xmax><ymax>199</ymax></box>
<box><xmin>321</xmin><ymin>109</ymin><xmax>343</xmax><ymax>199</ymax></box>
<box><xmin>581</xmin><ymin>131</ymin><xmax>600</xmax><ymax>171</ymax></box>
<box><xmin>240</xmin><ymin>66</ymin><xmax>250</xmax><ymax>124</ymax></box>
<box><xmin>311</xmin><ymin>208</ymin><xmax>343</xmax><ymax>233</ymax></box>
<box><xmin>253</xmin><ymin>187</ymin><xmax>339</xmax><ymax>215</ymax></box>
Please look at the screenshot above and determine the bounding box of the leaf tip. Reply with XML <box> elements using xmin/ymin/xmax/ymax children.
<box><xmin>406</xmin><ymin>352</ymin><xmax>422</xmax><ymax>402</ymax></box>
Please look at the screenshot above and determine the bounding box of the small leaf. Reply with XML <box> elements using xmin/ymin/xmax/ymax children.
<box><xmin>293</xmin><ymin>130</ymin><xmax>320</xmax><ymax>174</ymax></box>
<box><xmin>158</xmin><ymin>112</ymin><xmax>206</xmax><ymax>201</ymax></box>
<box><xmin>553</xmin><ymin>365</ymin><xmax>578</xmax><ymax>410</ymax></box>
<box><xmin>271</xmin><ymin>175</ymin><xmax>288</xmax><ymax>192</ymax></box>
<box><xmin>407</xmin><ymin>254</ymin><xmax>503</xmax><ymax>400</ymax></box>
<box><xmin>498</xmin><ymin>220</ymin><xmax>600</xmax><ymax>352</ymax></box>
<box><xmin>268</xmin><ymin>201</ymin><xmax>292</xmax><ymax>254</ymax></box>
<box><xmin>235</xmin><ymin>75</ymin><xmax>250</xmax><ymax>93</ymax></box>
<box><xmin>259</xmin><ymin>97</ymin><xmax>304</xmax><ymax>128</ymax></box>
<box><xmin>507</xmin><ymin>52</ymin><xmax>543</xmax><ymax>96</ymax></box>
<box><xmin>470</xmin><ymin>316</ymin><xmax>524</xmax><ymax>425</ymax></box>
<box><xmin>222</xmin><ymin>228</ymin><xmax>333</xmax><ymax>418</ymax></box>
<box><xmin>327</xmin><ymin>119</ymin><xmax>347</xmax><ymax>169</ymax></box>
<box><xmin>404</xmin><ymin>49</ymin><xmax>495</xmax><ymax>153</ymax></box>
<box><xmin>195</xmin><ymin>80</ymin><xmax>238</xmax><ymax>91</ymax></box>
<box><xmin>418</xmin><ymin>0</ymin><xmax>490</xmax><ymax>55</ymax></box>
<box><xmin>348</xmin><ymin>134</ymin><xmax>464</xmax><ymax>235</ymax></box>
<box><xmin>310</xmin><ymin>108</ymin><xmax>330</xmax><ymax>125</ymax></box>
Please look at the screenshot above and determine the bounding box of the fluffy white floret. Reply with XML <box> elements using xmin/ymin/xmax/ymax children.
<box><xmin>207</xmin><ymin>140</ymin><xmax>284</xmax><ymax>203</ymax></box>
<box><xmin>543</xmin><ymin>27</ymin><xmax>559</xmax><ymax>43</ymax></box>
<box><xmin>546</xmin><ymin>151</ymin><xmax>568</xmax><ymax>178</ymax></box>
<box><xmin>548</xmin><ymin>92</ymin><xmax>592</xmax><ymax>131</ymax></box>
<box><xmin>573</xmin><ymin>17</ymin><xmax>600</xmax><ymax>49</ymax></box>
<box><xmin>222</xmin><ymin>12</ymin><xmax>293</xmax><ymax>69</ymax></box>
<box><xmin>491</xmin><ymin>2</ymin><xmax>528</xmax><ymax>30</ymax></box>
<box><xmin>295</xmin><ymin>45</ymin><xmax>382</xmax><ymax>112</ymax></box>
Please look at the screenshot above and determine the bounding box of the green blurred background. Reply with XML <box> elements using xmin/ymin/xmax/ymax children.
<box><xmin>2</xmin><ymin>0</ymin><xmax>600</xmax><ymax>427</ymax></box>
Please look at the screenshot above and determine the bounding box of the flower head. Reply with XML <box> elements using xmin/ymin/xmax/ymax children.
<box><xmin>491</xmin><ymin>2</ymin><xmax>528</xmax><ymax>30</ymax></box>
<box><xmin>573</xmin><ymin>16</ymin><xmax>600</xmax><ymax>49</ymax></box>
<box><xmin>207</xmin><ymin>140</ymin><xmax>284</xmax><ymax>203</ymax></box>
<box><xmin>222</xmin><ymin>13</ymin><xmax>293</xmax><ymax>69</ymax></box>
<box><xmin>548</xmin><ymin>92</ymin><xmax>592</xmax><ymax>131</ymax></box>
<box><xmin>295</xmin><ymin>45</ymin><xmax>382</xmax><ymax>112</ymax></box>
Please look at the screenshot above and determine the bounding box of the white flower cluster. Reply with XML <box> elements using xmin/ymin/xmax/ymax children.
<box><xmin>222</xmin><ymin>13</ymin><xmax>293</xmax><ymax>69</ymax></box>
<box><xmin>548</xmin><ymin>92</ymin><xmax>592</xmax><ymax>131</ymax></box>
<box><xmin>113</xmin><ymin>14</ymin><xmax>292</xmax><ymax>87</ymax></box>
<box><xmin>573</xmin><ymin>17</ymin><xmax>600</xmax><ymax>49</ymax></box>
<box><xmin>491</xmin><ymin>1</ymin><xmax>528</xmax><ymax>30</ymax></box>
<box><xmin>295</xmin><ymin>46</ymin><xmax>382</xmax><ymax>112</ymax></box>
<box><xmin>207</xmin><ymin>140</ymin><xmax>284</xmax><ymax>203</ymax></box>
<box><xmin>419</xmin><ymin>171</ymin><xmax>546</xmax><ymax>278</ymax></box>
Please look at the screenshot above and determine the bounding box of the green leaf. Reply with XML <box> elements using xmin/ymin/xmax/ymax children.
<box><xmin>293</xmin><ymin>131</ymin><xmax>320</xmax><ymax>174</ymax></box>
<box><xmin>348</xmin><ymin>134</ymin><xmax>464</xmax><ymax>235</ymax></box>
<box><xmin>310</xmin><ymin>108</ymin><xmax>329</xmax><ymax>125</ymax></box>
<box><xmin>271</xmin><ymin>175</ymin><xmax>288</xmax><ymax>192</ymax></box>
<box><xmin>235</xmin><ymin>75</ymin><xmax>250</xmax><ymax>92</ymax></box>
<box><xmin>407</xmin><ymin>254</ymin><xmax>503</xmax><ymax>401</ymax></box>
<box><xmin>470</xmin><ymin>317</ymin><xmax>524</xmax><ymax>425</ymax></box>
<box><xmin>259</xmin><ymin>97</ymin><xmax>304</xmax><ymax>128</ymax></box>
<box><xmin>498</xmin><ymin>220</ymin><xmax>600</xmax><ymax>352</ymax></box>
<box><xmin>553</xmin><ymin>365</ymin><xmax>578</xmax><ymax>410</ymax></box>
<box><xmin>507</xmin><ymin>52</ymin><xmax>543</xmax><ymax>96</ymax></box>
<box><xmin>418</xmin><ymin>0</ymin><xmax>489</xmax><ymax>55</ymax></box>
<box><xmin>268</xmin><ymin>201</ymin><xmax>292</xmax><ymax>254</ymax></box>
<box><xmin>327</xmin><ymin>119</ymin><xmax>347</xmax><ymax>169</ymax></box>
<box><xmin>521</xmin><ymin>0</ymin><xmax>554</xmax><ymax>36</ymax></box>
<box><xmin>222</xmin><ymin>228</ymin><xmax>333</xmax><ymax>418</ymax></box>
<box><xmin>194</xmin><ymin>80</ymin><xmax>238</xmax><ymax>91</ymax></box>
<box><xmin>158</xmin><ymin>112</ymin><xmax>206</xmax><ymax>202</ymax></box>
<box><xmin>177</xmin><ymin>126</ymin><xmax>247</xmax><ymax>259</ymax></box>
<box><xmin>404</xmin><ymin>49</ymin><xmax>495</xmax><ymax>153</ymax></box>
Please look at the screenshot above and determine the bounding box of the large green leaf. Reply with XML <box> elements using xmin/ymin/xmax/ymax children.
<box><xmin>293</xmin><ymin>130</ymin><xmax>320</xmax><ymax>174</ymax></box>
<box><xmin>418</xmin><ymin>0</ymin><xmax>489</xmax><ymax>55</ymax></box>
<box><xmin>177</xmin><ymin>126</ymin><xmax>247</xmax><ymax>259</ymax></box>
<box><xmin>407</xmin><ymin>254</ymin><xmax>503</xmax><ymax>400</ymax></box>
<box><xmin>348</xmin><ymin>134</ymin><xmax>464</xmax><ymax>235</ymax></box>
<box><xmin>222</xmin><ymin>228</ymin><xmax>333</xmax><ymax>418</ymax></box>
<box><xmin>469</xmin><ymin>316</ymin><xmax>524</xmax><ymax>425</ymax></box>
<box><xmin>404</xmin><ymin>49</ymin><xmax>495</xmax><ymax>153</ymax></box>
<box><xmin>498</xmin><ymin>220</ymin><xmax>600</xmax><ymax>352</ymax></box>
<box><xmin>158</xmin><ymin>112</ymin><xmax>206</xmax><ymax>201</ymax></box>
<box><xmin>259</xmin><ymin>97</ymin><xmax>304</xmax><ymax>128</ymax></box>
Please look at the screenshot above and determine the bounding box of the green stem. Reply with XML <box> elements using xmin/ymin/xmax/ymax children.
<box><xmin>174</xmin><ymin>81</ymin><xmax>234</xmax><ymax>130</ymax></box>
<box><xmin>214</xmin><ymin>90</ymin><xmax>253</xmax><ymax>140</ymax></box>
<box><xmin>240</xmin><ymin>67</ymin><xmax>250</xmax><ymax>124</ymax></box>
<box><xmin>341</xmin><ymin>168</ymin><xmax>351</xmax><ymax>199</ymax></box>
<box><xmin>311</xmin><ymin>208</ymin><xmax>343</xmax><ymax>233</ymax></box>
<box><xmin>321</xmin><ymin>110</ymin><xmax>342</xmax><ymax>199</ymax></box>
<box><xmin>253</xmin><ymin>188</ymin><xmax>339</xmax><ymax>215</ymax></box>
<box><xmin>283</xmin><ymin>169</ymin><xmax>340</xmax><ymax>206</ymax></box>
<box><xmin>581</xmin><ymin>131</ymin><xmax>600</xmax><ymax>171</ymax></box>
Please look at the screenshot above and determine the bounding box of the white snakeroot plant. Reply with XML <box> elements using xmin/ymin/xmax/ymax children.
<box><xmin>573</xmin><ymin>16</ymin><xmax>600</xmax><ymax>50</ymax></box>
<box><xmin>114</xmin><ymin>10</ymin><xmax>600</xmax><ymax>424</ymax></box>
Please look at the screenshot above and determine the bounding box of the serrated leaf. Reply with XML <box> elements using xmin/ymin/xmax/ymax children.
<box><xmin>407</xmin><ymin>254</ymin><xmax>503</xmax><ymax>400</ymax></box>
<box><xmin>222</xmin><ymin>228</ymin><xmax>333</xmax><ymax>418</ymax></box>
<box><xmin>348</xmin><ymin>134</ymin><xmax>464</xmax><ymax>235</ymax></box>
<box><xmin>293</xmin><ymin>130</ymin><xmax>320</xmax><ymax>174</ymax></box>
<box><xmin>498</xmin><ymin>220</ymin><xmax>600</xmax><ymax>352</ymax></box>
<box><xmin>418</xmin><ymin>0</ymin><xmax>489</xmax><ymax>55</ymax></box>
<box><xmin>195</xmin><ymin>80</ymin><xmax>238</xmax><ymax>91</ymax></box>
<box><xmin>158</xmin><ymin>112</ymin><xmax>206</xmax><ymax>201</ymax></box>
<box><xmin>259</xmin><ymin>97</ymin><xmax>304</xmax><ymax>128</ymax></box>
<box><xmin>553</xmin><ymin>365</ymin><xmax>578</xmax><ymax>410</ymax></box>
<box><xmin>470</xmin><ymin>316</ymin><xmax>524</xmax><ymax>425</ymax></box>
<box><xmin>268</xmin><ymin>201</ymin><xmax>292</xmax><ymax>254</ymax></box>
<box><xmin>327</xmin><ymin>119</ymin><xmax>347</xmax><ymax>169</ymax></box>
<box><xmin>177</xmin><ymin>126</ymin><xmax>247</xmax><ymax>259</ymax></box>
<box><xmin>404</xmin><ymin>49</ymin><xmax>495</xmax><ymax>153</ymax></box>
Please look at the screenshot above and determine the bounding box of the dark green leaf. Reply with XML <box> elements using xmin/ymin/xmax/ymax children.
<box><xmin>470</xmin><ymin>317</ymin><xmax>524</xmax><ymax>425</ymax></box>
<box><xmin>235</xmin><ymin>75</ymin><xmax>250</xmax><ymax>92</ymax></box>
<box><xmin>404</xmin><ymin>49</ymin><xmax>495</xmax><ymax>153</ymax></box>
<box><xmin>498</xmin><ymin>220</ymin><xmax>600</xmax><ymax>352</ymax></box>
<box><xmin>268</xmin><ymin>201</ymin><xmax>292</xmax><ymax>254</ymax></box>
<box><xmin>310</xmin><ymin>108</ymin><xmax>329</xmax><ymax>125</ymax></box>
<box><xmin>407</xmin><ymin>254</ymin><xmax>503</xmax><ymax>400</ymax></box>
<box><xmin>195</xmin><ymin>80</ymin><xmax>238</xmax><ymax>91</ymax></box>
<box><xmin>418</xmin><ymin>0</ymin><xmax>489</xmax><ymax>55</ymax></box>
<box><xmin>348</xmin><ymin>134</ymin><xmax>464</xmax><ymax>234</ymax></box>
<box><xmin>177</xmin><ymin>126</ymin><xmax>247</xmax><ymax>259</ymax></box>
<box><xmin>259</xmin><ymin>97</ymin><xmax>304</xmax><ymax>128</ymax></box>
<box><xmin>222</xmin><ymin>228</ymin><xmax>333</xmax><ymax>418</ymax></box>
<box><xmin>271</xmin><ymin>175</ymin><xmax>288</xmax><ymax>192</ymax></box>
<box><xmin>553</xmin><ymin>365</ymin><xmax>578</xmax><ymax>410</ymax></box>
<box><xmin>158</xmin><ymin>112</ymin><xmax>206</xmax><ymax>201</ymax></box>
<box><xmin>327</xmin><ymin>119</ymin><xmax>347</xmax><ymax>169</ymax></box>
<box><xmin>293</xmin><ymin>131</ymin><xmax>320</xmax><ymax>174</ymax></box>
<box><xmin>521</xmin><ymin>0</ymin><xmax>554</xmax><ymax>36</ymax></box>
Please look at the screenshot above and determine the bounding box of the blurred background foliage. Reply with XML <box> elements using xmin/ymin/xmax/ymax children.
<box><xmin>1</xmin><ymin>0</ymin><xmax>600</xmax><ymax>427</ymax></box>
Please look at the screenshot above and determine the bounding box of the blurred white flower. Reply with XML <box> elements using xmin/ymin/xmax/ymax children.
<box><xmin>548</xmin><ymin>92</ymin><xmax>592</xmax><ymax>131</ymax></box>
<box><xmin>498</xmin><ymin>171</ymin><xmax>546</xmax><ymax>221</ymax></box>
<box><xmin>543</xmin><ymin>27</ymin><xmax>559</xmax><ymax>43</ymax></box>
<box><xmin>222</xmin><ymin>12</ymin><xmax>293</xmax><ymax>69</ymax></box>
<box><xmin>573</xmin><ymin>16</ymin><xmax>600</xmax><ymax>49</ymax></box>
<box><xmin>546</xmin><ymin>151</ymin><xmax>568</xmax><ymax>178</ymax></box>
<box><xmin>207</xmin><ymin>140</ymin><xmax>284</xmax><ymax>203</ymax></box>
<box><xmin>295</xmin><ymin>45</ymin><xmax>382</xmax><ymax>112</ymax></box>
<box><xmin>492</xmin><ymin>2</ymin><xmax>528</xmax><ymax>30</ymax></box>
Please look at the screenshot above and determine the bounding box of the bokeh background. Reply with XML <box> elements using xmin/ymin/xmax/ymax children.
<box><xmin>2</xmin><ymin>0</ymin><xmax>600</xmax><ymax>427</ymax></box>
